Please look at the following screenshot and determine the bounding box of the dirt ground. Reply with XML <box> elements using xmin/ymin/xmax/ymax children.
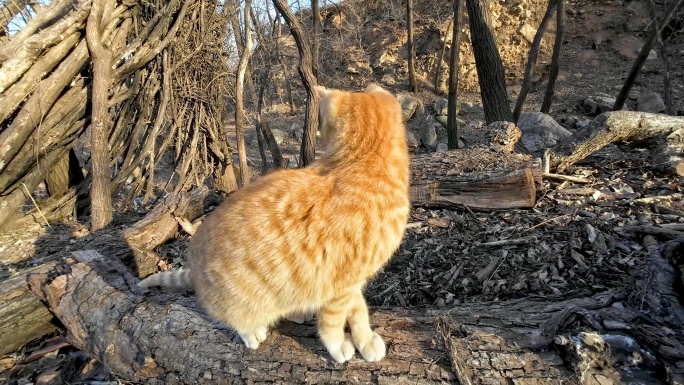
<box><xmin>1</xmin><ymin>0</ymin><xmax>683</xmax><ymax>383</ymax></box>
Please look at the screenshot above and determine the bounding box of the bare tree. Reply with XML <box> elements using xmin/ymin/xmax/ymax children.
<box><xmin>235</xmin><ymin>0</ymin><xmax>254</xmax><ymax>186</ymax></box>
<box><xmin>406</xmin><ymin>0</ymin><xmax>418</xmax><ymax>92</ymax></box>
<box><xmin>273</xmin><ymin>0</ymin><xmax>319</xmax><ymax>167</ymax></box>
<box><xmin>312</xmin><ymin>0</ymin><xmax>321</xmax><ymax>78</ymax></box>
<box><xmin>447</xmin><ymin>0</ymin><xmax>464</xmax><ymax>149</ymax></box>
<box><xmin>433</xmin><ymin>18</ymin><xmax>453</xmax><ymax>94</ymax></box>
<box><xmin>613</xmin><ymin>0</ymin><xmax>683</xmax><ymax>111</ymax></box>
<box><xmin>465</xmin><ymin>0</ymin><xmax>513</xmax><ymax>124</ymax></box>
<box><xmin>540</xmin><ymin>0</ymin><xmax>565</xmax><ymax>114</ymax></box>
<box><xmin>513</xmin><ymin>0</ymin><xmax>558</xmax><ymax>122</ymax></box>
<box><xmin>86</xmin><ymin>0</ymin><xmax>114</xmax><ymax>230</ymax></box>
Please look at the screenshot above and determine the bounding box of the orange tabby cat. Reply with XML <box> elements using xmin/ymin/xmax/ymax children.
<box><xmin>138</xmin><ymin>84</ymin><xmax>410</xmax><ymax>363</ymax></box>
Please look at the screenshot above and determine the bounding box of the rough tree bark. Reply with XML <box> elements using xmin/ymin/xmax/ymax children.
<box><xmin>540</xmin><ymin>0</ymin><xmax>564</xmax><ymax>114</ymax></box>
<box><xmin>446</xmin><ymin>0</ymin><xmax>463</xmax><ymax>149</ymax></box>
<box><xmin>406</xmin><ymin>0</ymin><xmax>418</xmax><ymax>92</ymax></box>
<box><xmin>433</xmin><ymin>18</ymin><xmax>452</xmax><ymax>94</ymax></box>
<box><xmin>513</xmin><ymin>0</ymin><xmax>557</xmax><ymax>122</ymax></box>
<box><xmin>26</xmin><ymin>241</ymin><xmax>684</xmax><ymax>383</ymax></box>
<box><xmin>465</xmin><ymin>0</ymin><xmax>514</xmax><ymax>124</ymax></box>
<box><xmin>613</xmin><ymin>0</ymin><xmax>683</xmax><ymax>111</ymax></box>
<box><xmin>85</xmin><ymin>0</ymin><xmax>114</xmax><ymax>230</ymax></box>
<box><xmin>311</xmin><ymin>0</ymin><xmax>321</xmax><ymax>79</ymax></box>
<box><xmin>235</xmin><ymin>0</ymin><xmax>253</xmax><ymax>186</ymax></box>
<box><xmin>549</xmin><ymin>111</ymin><xmax>684</xmax><ymax>174</ymax></box>
<box><xmin>273</xmin><ymin>0</ymin><xmax>319</xmax><ymax>167</ymax></box>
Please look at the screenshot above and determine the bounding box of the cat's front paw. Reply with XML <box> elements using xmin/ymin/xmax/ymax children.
<box><xmin>239</xmin><ymin>326</ymin><xmax>268</xmax><ymax>349</ymax></box>
<box><xmin>327</xmin><ymin>334</ymin><xmax>356</xmax><ymax>363</ymax></box>
<box><xmin>354</xmin><ymin>332</ymin><xmax>386</xmax><ymax>362</ymax></box>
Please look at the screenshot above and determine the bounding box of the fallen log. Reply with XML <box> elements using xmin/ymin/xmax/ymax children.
<box><xmin>549</xmin><ymin>111</ymin><xmax>684</xmax><ymax>174</ymax></box>
<box><xmin>409</xmin><ymin>149</ymin><xmax>540</xmax><ymax>209</ymax></box>
<box><xmin>26</xmin><ymin>247</ymin><xmax>684</xmax><ymax>384</ymax></box>
<box><xmin>0</xmin><ymin>261</ymin><xmax>59</xmax><ymax>356</ymax></box>
<box><xmin>121</xmin><ymin>187</ymin><xmax>209</xmax><ymax>277</ymax></box>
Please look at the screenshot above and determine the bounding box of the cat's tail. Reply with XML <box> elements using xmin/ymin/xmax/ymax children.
<box><xmin>138</xmin><ymin>269</ymin><xmax>193</xmax><ymax>290</ymax></box>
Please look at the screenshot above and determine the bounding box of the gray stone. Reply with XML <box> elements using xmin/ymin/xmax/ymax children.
<box><xmin>270</xmin><ymin>129</ymin><xmax>286</xmax><ymax>145</ymax></box>
<box><xmin>576</xmin><ymin>119</ymin><xmax>592</xmax><ymax>129</ymax></box>
<box><xmin>406</xmin><ymin>131</ymin><xmax>420</xmax><ymax>148</ymax></box>
<box><xmin>519</xmin><ymin>23</ymin><xmax>537</xmax><ymax>43</ymax></box>
<box><xmin>517</xmin><ymin>112</ymin><xmax>573</xmax><ymax>153</ymax></box>
<box><xmin>293</xmin><ymin>127</ymin><xmax>303</xmax><ymax>141</ymax></box>
<box><xmin>396</xmin><ymin>93</ymin><xmax>419</xmax><ymax>121</ymax></box>
<box><xmin>582</xmin><ymin>93</ymin><xmax>628</xmax><ymax>115</ymax></box>
<box><xmin>419</xmin><ymin>118</ymin><xmax>438</xmax><ymax>148</ymax></box>
<box><xmin>637</xmin><ymin>91</ymin><xmax>665</xmax><ymax>113</ymax></box>
<box><xmin>436</xmin><ymin>143</ymin><xmax>449</xmax><ymax>153</ymax></box>
<box><xmin>434</xmin><ymin>98</ymin><xmax>448</xmax><ymax>116</ymax></box>
<box><xmin>435</xmin><ymin>114</ymin><xmax>447</xmax><ymax>128</ymax></box>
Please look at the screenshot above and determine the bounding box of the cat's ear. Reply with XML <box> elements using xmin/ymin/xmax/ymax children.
<box><xmin>314</xmin><ymin>85</ymin><xmax>331</xmax><ymax>99</ymax></box>
<box><xmin>365</xmin><ymin>83</ymin><xmax>387</xmax><ymax>94</ymax></box>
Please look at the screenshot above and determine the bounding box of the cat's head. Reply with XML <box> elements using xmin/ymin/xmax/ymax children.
<box><xmin>315</xmin><ymin>84</ymin><xmax>398</xmax><ymax>155</ymax></box>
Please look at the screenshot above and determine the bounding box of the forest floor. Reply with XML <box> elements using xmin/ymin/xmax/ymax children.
<box><xmin>2</xmin><ymin>0</ymin><xmax>684</xmax><ymax>384</ymax></box>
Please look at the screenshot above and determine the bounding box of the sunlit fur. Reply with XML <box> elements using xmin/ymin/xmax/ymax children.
<box><xmin>138</xmin><ymin>84</ymin><xmax>410</xmax><ymax>363</ymax></box>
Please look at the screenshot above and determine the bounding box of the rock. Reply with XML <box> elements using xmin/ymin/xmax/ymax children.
<box><xmin>287</xmin><ymin>157</ymin><xmax>298</xmax><ymax>168</ymax></box>
<box><xmin>271</xmin><ymin>129</ymin><xmax>286</xmax><ymax>145</ymax></box>
<box><xmin>517</xmin><ymin>112</ymin><xmax>573</xmax><ymax>153</ymax></box>
<box><xmin>435</xmin><ymin>114</ymin><xmax>447</xmax><ymax>128</ymax></box>
<box><xmin>582</xmin><ymin>93</ymin><xmax>628</xmax><ymax>116</ymax></box>
<box><xmin>380</xmin><ymin>74</ymin><xmax>395</xmax><ymax>86</ymax></box>
<box><xmin>576</xmin><ymin>119</ymin><xmax>592</xmax><ymax>129</ymax></box>
<box><xmin>507</xmin><ymin>84</ymin><xmax>522</xmax><ymax>96</ymax></box>
<box><xmin>434</xmin><ymin>98</ymin><xmax>448</xmax><ymax>116</ymax></box>
<box><xmin>637</xmin><ymin>91</ymin><xmax>665</xmax><ymax>113</ymax></box>
<box><xmin>519</xmin><ymin>23</ymin><xmax>537</xmax><ymax>43</ymax></box>
<box><xmin>419</xmin><ymin>118</ymin><xmax>438</xmax><ymax>149</ymax></box>
<box><xmin>293</xmin><ymin>127</ymin><xmax>303</xmax><ymax>141</ymax></box>
<box><xmin>396</xmin><ymin>93</ymin><xmax>419</xmax><ymax>121</ymax></box>
<box><xmin>406</xmin><ymin>131</ymin><xmax>420</xmax><ymax>148</ymax></box>
<box><xmin>436</xmin><ymin>143</ymin><xmax>448</xmax><ymax>153</ymax></box>
<box><xmin>435</xmin><ymin>115</ymin><xmax>467</xmax><ymax>129</ymax></box>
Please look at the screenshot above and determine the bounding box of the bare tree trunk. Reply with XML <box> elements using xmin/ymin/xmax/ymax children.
<box><xmin>406</xmin><ymin>0</ymin><xmax>419</xmax><ymax>92</ymax></box>
<box><xmin>235</xmin><ymin>0</ymin><xmax>253</xmax><ymax>186</ymax></box>
<box><xmin>613</xmin><ymin>0</ymin><xmax>683</xmax><ymax>111</ymax></box>
<box><xmin>540</xmin><ymin>0</ymin><xmax>565</xmax><ymax>113</ymax></box>
<box><xmin>513</xmin><ymin>0</ymin><xmax>557</xmax><ymax>122</ymax></box>
<box><xmin>273</xmin><ymin>0</ymin><xmax>319</xmax><ymax>167</ymax></box>
<box><xmin>433</xmin><ymin>19</ymin><xmax>452</xmax><ymax>94</ymax></box>
<box><xmin>86</xmin><ymin>0</ymin><xmax>114</xmax><ymax>230</ymax></box>
<box><xmin>256</xmin><ymin>66</ymin><xmax>285</xmax><ymax>170</ymax></box>
<box><xmin>447</xmin><ymin>0</ymin><xmax>463</xmax><ymax>149</ymax></box>
<box><xmin>311</xmin><ymin>0</ymin><xmax>320</xmax><ymax>79</ymax></box>
<box><xmin>465</xmin><ymin>0</ymin><xmax>514</xmax><ymax>124</ymax></box>
<box><xmin>649</xmin><ymin>3</ymin><xmax>675</xmax><ymax>115</ymax></box>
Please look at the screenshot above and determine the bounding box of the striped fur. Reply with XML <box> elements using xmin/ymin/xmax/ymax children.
<box><xmin>138</xmin><ymin>84</ymin><xmax>410</xmax><ymax>363</ymax></box>
<box><xmin>138</xmin><ymin>269</ymin><xmax>193</xmax><ymax>290</ymax></box>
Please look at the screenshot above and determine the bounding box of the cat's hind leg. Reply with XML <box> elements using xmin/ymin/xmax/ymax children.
<box><xmin>286</xmin><ymin>310</ymin><xmax>315</xmax><ymax>324</ymax></box>
<box><xmin>347</xmin><ymin>289</ymin><xmax>386</xmax><ymax>362</ymax></box>
<box><xmin>317</xmin><ymin>291</ymin><xmax>356</xmax><ymax>363</ymax></box>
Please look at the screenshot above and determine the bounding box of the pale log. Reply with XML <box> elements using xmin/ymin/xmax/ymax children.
<box><xmin>409</xmin><ymin>150</ymin><xmax>539</xmax><ymax>209</ymax></box>
<box><xmin>27</xmin><ymin>246</ymin><xmax>684</xmax><ymax>383</ymax></box>
<box><xmin>550</xmin><ymin>111</ymin><xmax>684</xmax><ymax>174</ymax></box>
